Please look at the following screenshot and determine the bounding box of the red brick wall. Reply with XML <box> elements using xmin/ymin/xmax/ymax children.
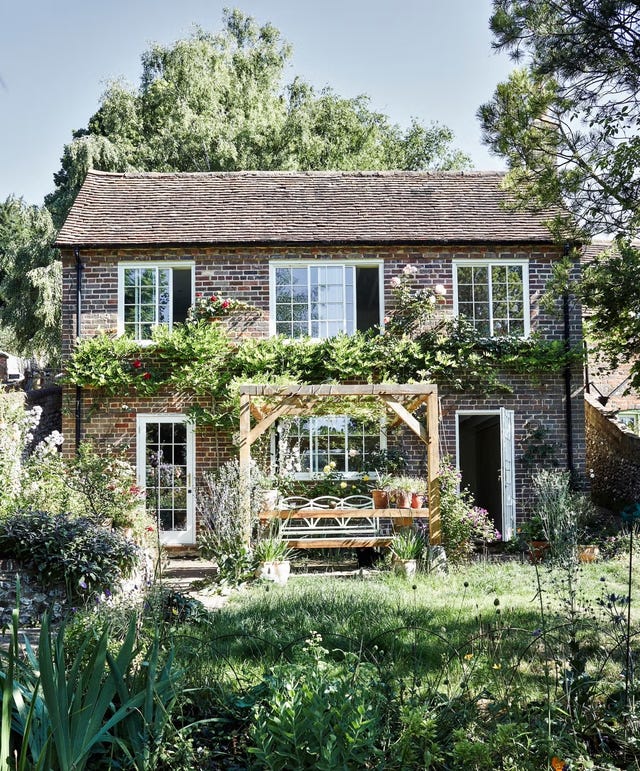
<box><xmin>61</xmin><ymin>243</ymin><xmax>568</xmax><ymax>355</ymax></box>
<box><xmin>59</xmin><ymin>242</ymin><xmax>585</xmax><ymax>538</ymax></box>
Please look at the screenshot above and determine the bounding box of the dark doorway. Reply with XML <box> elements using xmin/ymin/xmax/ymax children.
<box><xmin>458</xmin><ymin>413</ymin><xmax>502</xmax><ymax>533</ymax></box>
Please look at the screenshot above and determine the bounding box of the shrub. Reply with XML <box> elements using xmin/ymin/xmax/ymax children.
<box><xmin>197</xmin><ymin>459</ymin><xmax>268</xmax><ymax>587</ymax></box>
<box><xmin>439</xmin><ymin>458</ymin><xmax>498</xmax><ymax>563</ymax></box>
<box><xmin>531</xmin><ymin>469</ymin><xmax>594</xmax><ymax>561</ymax></box>
<box><xmin>248</xmin><ymin>632</ymin><xmax>386</xmax><ymax>770</ymax></box>
<box><xmin>0</xmin><ymin>510</ymin><xmax>142</xmax><ymax>599</ymax></box>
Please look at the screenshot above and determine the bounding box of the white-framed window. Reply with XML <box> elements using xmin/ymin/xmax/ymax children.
<box><xmin>277</xmin><ymin>415</ymin><xmax>385</xmax><ymax>479</ymax></box>
<box><xmin>618</xmin><ymin>410</ymin><xmax>640</xmax><ymax>434</ymax></box>
<box><xmin>118</xmin><ymin>262</ymin><xmax>194</xmax><ymax>341</ymax></box>
<box><xmin>453</xmin><ymin>260</ymin><xmax>530</xmax><ymax>337</ymax></box>
<box><xmin>269</xmin><ymin>261</ymin><xmax>383</xmax><ymax>338</ymax></box>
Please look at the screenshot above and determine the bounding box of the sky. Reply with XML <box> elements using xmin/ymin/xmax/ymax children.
<box><xmin>0</xmin><ymin>0</ymin><xmax>515</xmax><ymax>207</ymax></box>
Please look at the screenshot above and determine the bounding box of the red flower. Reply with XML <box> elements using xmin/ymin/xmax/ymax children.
<box><xmin>145</xmin><ymin>525</ymin><xmax>155</xmax><ymax>532</ymax></box>
<box><xmin>210</xmin><ymin>295</ymin><xmax>217</xmax><ymax>301</ymax></box>
<box><xmin>143</xmin><ymin>372</ymin><xmax>151</xmax><ymax>380</ymax></box>
<box><xmin>132</xmin><ymin>359</ymin><xmax>142</xmax><ymax>369</ymax></box>
<box><xmin>221</xmin><ymin>299</ymin><xmax>230</xmax><ymax>309</ymax></box>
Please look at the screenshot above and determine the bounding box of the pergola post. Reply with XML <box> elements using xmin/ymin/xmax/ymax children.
<box><xmin>239</xmin><ymin>392</ymin><xmax>252</xmax><ymax>543</ymax></box>
<box><xmin>427</xmin><ymin>390</ymin><xmax>441</xmax><ymax>545</ymax></box>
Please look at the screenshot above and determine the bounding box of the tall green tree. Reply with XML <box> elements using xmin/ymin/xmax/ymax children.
<box><xmin>479</xmin><ymin>0</ymin><xmax>640</xmax><ymax>239</ymax></box>
<box><xmin>47</xmin><ymin>9</ymin><xmax>469</xmax><ymax>227</ymax></box>
<box><xmin>478</xmin><ymin>1</ymin><xmax>640</xmax><ymax>382</ymax></box>
<box><xmin>0</xmin><ymin>197</ymin><xmax>60</xmax><ymax>361</ymax></box>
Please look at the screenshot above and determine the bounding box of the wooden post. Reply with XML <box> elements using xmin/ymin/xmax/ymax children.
<box><xmin>427</xmin><ymin>392</ymin><xmax>441</xmax><ymax>545</ymax></box>
<box><xmin>239</xmin><ymin>392</ymin><xmax>252</xmax><ymax>543</ymax></box>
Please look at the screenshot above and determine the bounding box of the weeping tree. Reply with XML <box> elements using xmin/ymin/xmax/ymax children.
<box><xmin>4</xmin><ymin>9</ymin><xmax>468</xmax><ymax>362</ymax></box>
<box><xmin>0</xmin><ymin>197</ymin><xmax>60</xmax><ymax>362</ymax></box>
<box><xmin>46</xmin><ymin>9</ymin><xmax>469</xmax><ymax>228</ymax></box>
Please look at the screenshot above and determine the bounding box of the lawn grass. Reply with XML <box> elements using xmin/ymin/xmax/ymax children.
<box><xmin>159</xmin><ymin>557</ymin><xmax>640</xmax><ymax>768</ymax></box>
<box><xmin>174</xmin><ymin>557</ymin><xmax>640</xmax><ymax>695</ymax></box>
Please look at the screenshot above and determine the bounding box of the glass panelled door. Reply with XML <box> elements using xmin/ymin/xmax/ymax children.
<box><xmin>137</xmin><ymin>415</ymin><xmax>195</xmax><ymax>545</ymax></box>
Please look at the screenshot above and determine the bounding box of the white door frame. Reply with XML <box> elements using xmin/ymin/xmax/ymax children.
<box><xmin>136</xmin><ymin>414</ymin><xmax>196</xmax><ymax>546</ymax></box>
<box><xmin>455</xmin><ymin>408</ymin><xmax>516</xmax><ymax>541</ymax></box>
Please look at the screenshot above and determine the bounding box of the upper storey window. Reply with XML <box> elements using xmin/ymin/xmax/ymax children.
<box><xmin>118</xmin><ymin>263</ymin><xmax>193</xmax><ymax>340</ymax></box>
<box><xmin>270</xmin><ymin>262</ymin><xmax>382</xmax><ymax>338</ymax></box>
<box><xmin>453</xmin><ymin>260</ymin><xmax>529</xmax><ymax>337</ymax></box>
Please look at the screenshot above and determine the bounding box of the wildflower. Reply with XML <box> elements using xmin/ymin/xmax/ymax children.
<box><xmin>551</xmin><ymin>757</ymin><xmax>568</xmax><ymax>771</ymax></box>
<box><xmin>79</xmin><ymin>576</ymin><xmax>87</xmax><ymax>590</ymax></box>
<box><xmin>464</xmin><ymin>653</ymin><xmax>473</xmax><ymax>660</ymax></box>
<box><xmin>362</xmin><ymin>474</ymin><xmax>370</xmax><ymax>481</ymax></box>
<box><xmin>492</xmin><ymin>663</ymin><xmax>501</xmax><ymax>669</ymax></box>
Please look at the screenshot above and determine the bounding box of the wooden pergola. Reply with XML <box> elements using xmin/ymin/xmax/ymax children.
<box><xmin>238</xmin><ymin>383</ymin><xmax>441</xmax><ymax>545</ymax></box>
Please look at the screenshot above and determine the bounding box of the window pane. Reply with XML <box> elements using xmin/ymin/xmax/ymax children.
<box><xmin>274</xmin><ymin>264</ymin><xmax>381</xmax><ymax>339</ymax></box>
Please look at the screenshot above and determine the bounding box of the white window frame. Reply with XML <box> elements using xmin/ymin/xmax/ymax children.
<box><xmin>618</xmin><ymin>410</ymin><xmax>640</xmax><ymax>434</ymax></box>
<box><xmin>452</xmin><ymin>259</ymin><xmax>530</xmax><ymax>338</ymax></box>
<box><xmin>268</xmin><ymin>260</ymin><xmax>384</xmax><ymax>339</ymax></box>
<box><xmin>117</xmin><ymin>261</ymin><xmax>195</xmax><ymax>341</ymax></box>
<box><xmin>455</xmin><ymin>408</ymin><xmax>516</xmax><ymax>541</ymax></box>
<box><xmin>274</xmin><ymin>415</ymin><xmax>387</xmax><ymax>481</ymax></box>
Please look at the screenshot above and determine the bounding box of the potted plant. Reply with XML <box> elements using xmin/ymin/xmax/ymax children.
<box><xmin>388</xmin><ymin>476</ymin><xmax>421</xmax><ymax>509</ymax></box>
<box><xmin>519</xmin><ymin>514</ymin><xmax>549</xmax><ymax>563</ymax></box>
<box><xmin>411</xmin><ymin>480</ymin><xmax>429</xmax><ymax>509</ymax></box>
<box><xmin>371</xmin><ymin>472</ymin><xmax>394</xmax><ymax>508</ymax></box>
<box><xmin>390</xmin><ymin>529</ymin><xmax>424</xmax><ymax>578</ymax></box>
<box><xmin>253</xmin><ymin>536</ymin><xmax>294</xmax><ymax>585</ymax></box>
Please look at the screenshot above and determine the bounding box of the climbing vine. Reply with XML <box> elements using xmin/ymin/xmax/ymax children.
<box><xmin>64</xmin><ymin>316</ymin><xmax>581</xmax><ymax>426</ymax></box>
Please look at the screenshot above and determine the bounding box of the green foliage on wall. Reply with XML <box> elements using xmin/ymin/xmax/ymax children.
<box><xmin>64</xmin><ymin>318</ymin><xmax>581</xmax><ymax>425</ymax></box>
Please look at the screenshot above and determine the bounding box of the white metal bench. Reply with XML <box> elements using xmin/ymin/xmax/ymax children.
<box><xmin>261</xmin><ymin>494</ymin><xmax>424</xmax><ymax>549</ymax></box>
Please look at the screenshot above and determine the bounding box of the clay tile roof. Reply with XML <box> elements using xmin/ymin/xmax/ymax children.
<box><xmin>55</xmin><ymin>170</ymin><xmax>556</xmax><ymax>248</ymax></box>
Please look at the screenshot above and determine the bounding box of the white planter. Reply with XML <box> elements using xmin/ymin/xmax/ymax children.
<box><xmin>393</xmin><ymin>558</ymin><xmax>417</xmax><ymax>578</ymax></box>
<box><xmin>262</xmin><ymin>489</ymin><xmax>280</xmax><ymax>511</ymax></box>
<box><xmin>258</xmin><ymin>559</ymin><xmax>290</xmax><ymax>585</ymax></box>
<box><xmin>273</xmin><ymin>559</ymin><xmax>291</xmax><ymax>585</ymax></box>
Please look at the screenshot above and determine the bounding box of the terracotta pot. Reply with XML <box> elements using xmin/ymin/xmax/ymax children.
<box><xmin>372</xmin><ymin>489</ymin><xmax>389</xmax><ymax>508</ymax></box>
<box><xmin>578</xmin><ymin>544</ymin><xmax>600</xmax><ymax>563</ymax></box>
<box><xmin>411</xmin><ymin>492</ymin><xmax>428</xmax><ymax>509</ymax></box>
<box><xmin>391</xmin><ymin>491</ymin><xmax>412</xmax><ymax>509</ymax></box>
<box><xmin>528</xmin><ymin>540</ymin><xmax>550</xmax><ymax>564</ymax></box>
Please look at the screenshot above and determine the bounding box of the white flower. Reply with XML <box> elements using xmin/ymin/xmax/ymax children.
<box><xmin>434</xmin><ymin>283</ymin><xmax>447</xmax><ymax>296</ymax></box>
<box><xmin>402</xmin><ymin>264</ymin><xmax>418</xmax><ymax>276</ymax></box>
<box><xmin>390</xmin><ymin>276</ymin><xmax>401</xmax><ymax>288</ymax></box>
<box><xmin>428</xmin><ymin>295</ymin><xmax>437</xmax><ymax>304</ymax></box>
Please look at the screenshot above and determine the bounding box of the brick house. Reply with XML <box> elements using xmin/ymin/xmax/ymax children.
<box><xmin>55</xmin><ymin>170</ymin><xmax>585</xmax><ymax>548</ymax></box>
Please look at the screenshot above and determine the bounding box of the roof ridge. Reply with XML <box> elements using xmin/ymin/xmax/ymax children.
<box><xmin>85</xmin><ymin>169</ymin><xmax>506</xmax><ymax>180</ymax></box>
